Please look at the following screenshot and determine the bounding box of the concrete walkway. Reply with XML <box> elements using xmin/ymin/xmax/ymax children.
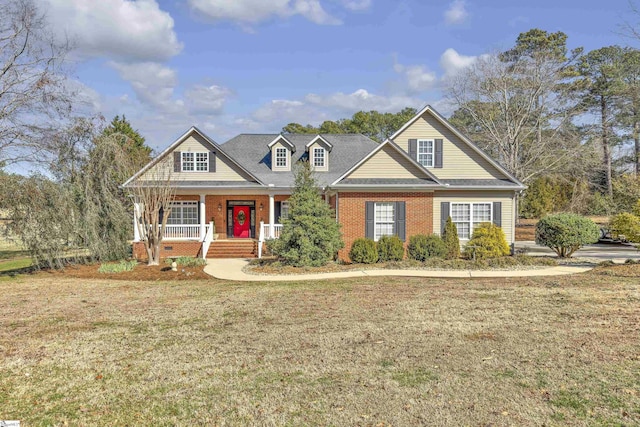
<box><xmin>203</xmin><ymin>258</ymin><xmax>593</xmax><ymax>282</ymax></box>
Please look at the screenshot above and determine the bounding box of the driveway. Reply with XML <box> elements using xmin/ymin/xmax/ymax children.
<box><xmin>516</xmin><ymin>241</ymin><xmax>640</xmax><ymax>262</ymax></box>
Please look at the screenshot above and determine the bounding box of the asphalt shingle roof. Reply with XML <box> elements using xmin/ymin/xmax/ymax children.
<box><xmin>220</xmin><ymin>134</ymin><xmax>379</xmax><ymax>187</ymax></box>
<box><xmin>337</xmin><ymin>178</ymin><xmax>438</xmax><ymax>186</ymax></box>
<box><xmin>440</xmin><ymin>179</ymin><xmax>521</xmax><ymax>188</ymax></box>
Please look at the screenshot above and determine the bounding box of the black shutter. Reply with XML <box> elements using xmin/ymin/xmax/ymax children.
<box><xmin>493</xmin><ymin>202</ymin><xmax>502</xmax><ymax>227</ymax></box>
<box><xmin>441</xmin><ymin>202</ymin><xmax>450</xmax><ymax>235</ymax></box>
<box><xmin>365</xmin><ymin>202</ymin><xmax>375</xmax><ymax>239</ymax></box>
<box><xmin>209</xmin><ymin>152</ymin><xmax>216</xmax><ymax>173</ymax></box>
<box><xmin>173</xmin><ymin>151</ymin><xmax>181</xmax><ymax>172</ymax></box>
<box><xmin>408</xmin><ymin>139</ymin><xmax>417</xmax><ymax>160</ymax></box>
<box><xmin>275</xmin><ymin>202</ymin><xmax>281</xmax><ymax>223</ymax></box>
<box><xmin>396</xmin><ymin>201</ymin><xmax>406</xmax><ymax>241</ymax></box>
<box><xmin>435</xmin><ymin>139</ymin><xmax>443</xmax><ymax>168</ymax></box>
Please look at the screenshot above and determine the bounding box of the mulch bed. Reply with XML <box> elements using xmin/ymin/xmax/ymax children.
<box><xmin>35</xmin><ymin>263</ymin><xmax>213</xmax><ymax>281</ymax></box>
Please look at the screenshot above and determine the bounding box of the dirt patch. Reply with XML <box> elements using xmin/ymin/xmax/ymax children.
<box><xmin>33</xmin><ymin>262</ymin><xmax>212</xmax><ymax>281</ymax></box>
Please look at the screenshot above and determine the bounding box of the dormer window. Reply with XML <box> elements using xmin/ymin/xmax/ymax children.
<box><xmin>275</xmin><ymin>147</ymin><xmax>288</xmax><ymax>168</ymax></box>
<box><xmin>313</xmin><ymin>147</ymin><xmax>325</xmax><ymax>168</ymax></box>
<box><xmin>181</xmin><ymin>152</ymin><xmax>209</xmax><ymax>172</ymax></box>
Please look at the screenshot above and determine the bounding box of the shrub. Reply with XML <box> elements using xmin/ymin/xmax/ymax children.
<box><xmin>269</xmin><ymin>162</ymin><xmax>344</xmax><ymax>267</ymax></box>
<box><xmin>407</xmin><ymin>234</ymin><xmax>447</xmax><ymax>261</ymax></box>
<box><xmin>165</xmin><ymin>256</ymin><xmax>207</xmax><ymax>267</ymax></box>
<box><xmin>463</xmin><ymin>223</ymin><xmax>510</xmax><ymax>259</ymax></box>
<box><xmin>442</xmin><ymin>217</ymin><xmax>461</xmax><ymax>259</ymax></box>
<box><xmin>349</xmin><ymin>238</ymin><xmax>378</xmax><ymax>264</ymax></box>
<box><xmin>535</xmin><ymin>213</ymin><xmax>600</xmax><ymax>257</ymax></box>
<box><xmin>609</xmin><ymin>213</ymin><xmax>640</xmax><ymax>243</ymax></box>
<box><xmin>377</xmin><ymin>235</ymin><xmax>405</xmax><ymax>261</ymax></box>
<box><xmin>98</xmin><ymin>260</ymin><xmax>137</xmax><ymax>273</ymax></box>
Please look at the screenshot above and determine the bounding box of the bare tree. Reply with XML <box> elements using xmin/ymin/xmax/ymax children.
<box><xmin>0</xmin><ymin>0</ymin><xmax>72</xmax><ymax>164</ymax></box>
<box><xmin>445</xmin><ymin>46</ymin><xmax>582</xmax><ymax>182</ymax></box>
<box><xmin>126</xmin><ymin>161</ymin><xmax>178</xmax><ymax>266</ymax></box>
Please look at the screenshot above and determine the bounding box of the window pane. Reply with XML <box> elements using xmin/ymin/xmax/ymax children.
<box><xmin>417</xmin><ymin>140</ymin><xmax>433</xmax><ymax>167</ymax></box>
<box><xmin>280</xmin><ymin>201</ymin><xmax>290</xmax><ymax>221</ymax></box>
<box><xmin>276</xmin><ymin>148</ymin><xmax>287</xmax><ymax>167</ymax></box>
<box><xmin>455</xmin><ymin>222</ymin><xmax>470</xmax><ymax>239</ymax></box>
<box><xmin>314</xmin><ymin>148</ymin><xmax>325</xmax><ymax>167</ymax></box>
<box><xmin>195</xmin><ymin>152</ymin><xmax>208</xmax><ymax>171</ymax></box>
<box><xmin>374</xmin><ymin>202</ymin><xmax>395</xmax><ymax>241</ymax></box>
<box><xmin>451</xmin><ymin>203</ymin><xmax>470</xmax><ymax>222</ymax></box>
<box><xmin>473</xmin><ymin>203</ymin><xmax>491</xmax><ymax>223</ymax></box>
<box><xmin>182</xmin><ymin>152</ymin><xmax>194</xmax><ymax>171</ymax></box>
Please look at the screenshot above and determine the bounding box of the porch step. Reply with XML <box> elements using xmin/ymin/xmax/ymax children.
<box><xmin>207</xmin><ymin>240</ymin><xmax>258</xmax><ymax>258</ymax></box>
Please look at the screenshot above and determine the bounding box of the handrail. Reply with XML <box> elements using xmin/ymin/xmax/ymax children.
<box><xmin>201</xmin><ymin>222</ymin><xmax>214</xmax><ymax>259</ymax></box>
<box><xmin>257</xmin><ymin>222</ymin><xmax>283</xmax><ymax>258</ymax></box>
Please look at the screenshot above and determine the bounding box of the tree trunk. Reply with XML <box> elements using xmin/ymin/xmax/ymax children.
<box><xmin>601</xmin><ymin>96</ymin><xmax>613</xmax><ymax>196</ymax></box>
<box><xmin>635</xmin><ymin>108</ymin><xmax>640</xmax><ymax>176</ymax></box>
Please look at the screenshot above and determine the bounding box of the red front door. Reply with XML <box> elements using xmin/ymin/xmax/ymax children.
<box><xmin>233</xmin><ymin>206</ymin><xmax>250</xmax><ymax>238</ymax></box>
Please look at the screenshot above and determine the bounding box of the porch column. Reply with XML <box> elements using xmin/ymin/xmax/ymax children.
<box><xmin>269</xmin><ymin>193</ymin><xmax>275</xmax><ymax>238</ymax></box>
<box><xmin>199</xmin><ymin>194</ymin><xmax>206</xmax><ymax>240</ymax></box>
<box><xmin>133</xmin><ymin>202</ymin><xmax>140</xmax><ymax>242</ymax></box>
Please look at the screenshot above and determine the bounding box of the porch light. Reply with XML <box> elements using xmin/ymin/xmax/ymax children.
<box><xmin>217</xmin><ymin>202</ymin><xmax>222</xmax><ymax>212</ymax></box>
<box><xmin>259</xmin><ymin>202</ymin><xmax>264</xmax><ymax>211</ymax></box>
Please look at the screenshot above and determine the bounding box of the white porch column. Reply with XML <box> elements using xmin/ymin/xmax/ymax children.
<box><xmin>133</xmin><ymin>202</ymin><xmax>141</xmax><ymax>242</ymax></box>
<box><xmin>199</xmin><ymin>194</ymin><xmax>206</xmax><ymax>240</ymax></box>
<box><xmin>269</xmin><ymin>193</ymin><xmax>275</xmax><ymax>238</ymax></box>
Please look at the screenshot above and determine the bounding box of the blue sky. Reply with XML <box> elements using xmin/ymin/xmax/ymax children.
<box><xmin>43</xmin><ymin>0</ymin><xmax>635</xmax><ymax>152</ymax></box>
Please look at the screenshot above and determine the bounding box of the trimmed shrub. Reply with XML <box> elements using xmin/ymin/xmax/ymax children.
<box><xmin>349</xmin><ymin>238</ymin><xmax>378</xmax><ymax>264</ymax></box>
<box><xmin>98</xmin><ymin>260</ymin><xmax>137</xmax><ymax>273</ymax></box>
<box><xmin>165</xmin><ymin>256</ymin><xmax>207</xmax><ymax>267</ymax></box>
<box><xmin>442</xmin><ymin>217</ymin><xmax>461</xmax><ymax>259</ymax></box>
<box><xmin>463</xmin><ymin>223</ymin><xmax>510</xmax><ymax>259</ymax></box>
<box><xmin>535</xmin><ymin>213</ymin><xmax>600</xmax><ymax>257</ymax></box>
<box><xmin>407</xmin><ymin>234</ymin><xmax>447</xmax><ymax>261</ymax></box>
<box><xmin>609</xmin><ymin>213</ymin><xmax>640</xmax><ymax>243</ymax></box>
<box><xmin>377</xmin><ymin>235</ymin><xmax>405</xmax><ymax>261</ymax></box>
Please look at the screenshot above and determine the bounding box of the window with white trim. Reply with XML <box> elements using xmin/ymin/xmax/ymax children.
<box><xmin>167</xmin><ymin>201</ymin><xmax>198</xmax><ymax>225</ymax></box>
<box><xmin>275</xmin><ymin>147</ymin><xmax>288</xmax><ymax>168</ymax></box>
<box><xmin>417</xmin><ymin>139</ymin><xmax>434</xmax><ymax>167</ymax></box>
<box><xmin>374</xmin><ymin>202</ymin><xmax>395</xmax><ymax>241</ymax></box>
<box><xmin>280</xmin><ymin>201</ymin><xmax>290</xmax><ymax>221</ymax></box>
<box><xmin>313</xmin><ymin>147</ymin><xmax>325</xmax><ymax>168</ymax></box>
<box><xmin>181</xmin><ymin>152</ymin><xmax>208</xmax><ymax>172</ymax></box>
<box><xmin>451</xmin><ymin>202</ymin><xmax>492</xmax><ymax>239</ymax></box>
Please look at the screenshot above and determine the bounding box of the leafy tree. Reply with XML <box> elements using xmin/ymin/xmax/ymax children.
<box><xmin>617</xmin><ymin>49</ymin><xmax>640</xmax><ymax>175</ymax></box>
<box><xmin>268</xmin><ymin>162</ymin><xmax>344</xmax><ymax>266</ymax></box>
<box><xmin>535</xmin><ymin>213</ymin><xmax>600</xmax><ymax>257</ymax></box>
<box><xmin>102</xmin><ymin>115</ymin><xmax>152</xmax><ymax>170</ymax></box>
<box><xmin>443</xmin><ymin>217</ymin><xmax>461</xmax><ymax>259</ymax></box>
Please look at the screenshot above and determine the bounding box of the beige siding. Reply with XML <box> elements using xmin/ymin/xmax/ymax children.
<box><xmin>271</xmin><ymin>141</ymin><xmax>291</xmax><ymax>172</ymax></box>
<box><xmin>433</xmin><ymin>190</ymin><xmax>516</xmax><ymax>244</ymax></box>
<box><xmin>347</xmin><ymin>144</ymin><xmax>426</xmax><ymax>179</ymax></box>
<box><xmin>308</xmin><ymin>142</ymin><xmax>329</xmax><ymax>172</ymax></box>
<box><xmin>141</xmin><ymin>133</ymin><xmax>253</xmax><ymax>182</ymax></box>
<box><xmin>393</xmin><ymin>111</ymin><xmax>508</xmax><ymax>180</ymax></box>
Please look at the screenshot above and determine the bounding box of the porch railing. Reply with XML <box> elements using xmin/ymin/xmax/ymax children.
<box><xmin>202</xmin><ymin>222</ymin><xmax>214</xmax><ymax>259</ymax></box>
<box><xmin>258</xmin><ymin>221</ymin><xmax>283</xmax><ymax>258</ymax></box>
<box><xmin>163</xmin><ymin>224</ymin><xmax>201</xmax><ymax>240</ymax></box>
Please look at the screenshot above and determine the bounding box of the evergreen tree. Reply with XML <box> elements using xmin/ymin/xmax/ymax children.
<box><xmin>269</xmin><ymin>162</ymin><xmax>344</xmax><ymax>266</ymax></box>
<box><xmin>443</xmin><ymin>217</ymin><xmax>461</xmax><ymax>259</ymax></box>
<box><xmin>102</xmin><ymin>115</ymin><xmax>152</xmax><ymax>169</ymax></box>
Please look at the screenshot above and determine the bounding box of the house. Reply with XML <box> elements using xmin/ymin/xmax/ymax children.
<box><xmin>123</xmin><ymin>105</ymin><xmax>525</xmax><ymax>260</ymax></box>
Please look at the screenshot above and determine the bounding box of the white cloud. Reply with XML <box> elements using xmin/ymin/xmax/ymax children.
<box><xmin>185</xmin><ymin>85</ymin><xmax>233</xmax><ymax>115</ymax></box>
<box><xmin>109</xmin><ymin>62</ymin><xmax>180</xmax><ymax>111</ymax></box>
<box><xmin>439</xmin><ymin>48</ymin><xmax>480</xmax><ymax>77</ymax></box>
<box><xmin>43</xmin><ymin>0</ymin><xmax>182</xmax><ymax>62</ymax></box>
<box><xmin>188</xmin><ymin>0</ymin><xmax>342</xmax><ymax>25</ymax></box>
<box><xmin>304</xmin><ymin>89</ymin><xmax>420</xmax><ymax>113</ymax></box>
<box><xmin>341</xmin><ymin>0</ymin><xmax>372</xmax><ymax>11</ymax></box>
<box><xmin>444</xmin><ymin>0</ymin><xmax>468</xmax><ymax>25</ymax></box>
<box><xmin>394</xmin><ymin>63</ymin><xmax>437</xmax><ymax>93</ymax></box>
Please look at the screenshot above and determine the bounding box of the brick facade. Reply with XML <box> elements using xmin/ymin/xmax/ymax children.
<box><xmin>337</xmin><ymin>191</ymin><xmax>434</xmax><ymax>261</ymax></box>
<box><xmin>133</xmin><ymin>241</ymin><xmax>202</xmax><ymax>260</ymax></box>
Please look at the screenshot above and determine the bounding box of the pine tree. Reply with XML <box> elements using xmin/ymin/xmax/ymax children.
<box><xmin>443</xmin><ymin>217</ymin><xmax>461</xmax><ymax>259</ymax></box>
<box><xmin>102</xmin><ymin>115</ymin><xmax>152</xmax><ymax>169</ymax></box>
<box><xmin>269</xmin><ymin>162</ymin><xmax>344</xmax><ymax>266</ymax></box>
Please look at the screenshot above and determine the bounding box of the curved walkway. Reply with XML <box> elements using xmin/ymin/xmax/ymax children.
<box><xmin>203</xmin><ymin>258</ymin><xmax>593</xmax><ymax>282</ymax></box>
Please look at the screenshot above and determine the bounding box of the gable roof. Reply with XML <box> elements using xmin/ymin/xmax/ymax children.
<box><xmin>390</xmin><ymin>104</ymin><xmax>524</xmax><ymax>187</ymax></box>
<box><xmin>122</xmin><ymin>126</ymin><xmax>263</xmax><ymax>187</ymax></box>
<box><xmin>221</xmin><ymin>133</ymin><xmax>378</xmax><ymax>187</ymax></box>
<box><xmin>331</xmin><ymin>138</ymin><xmax>442</xmax><ymax>187</ymax></box>
<box><xmin>305</xmin><ymin>135</ymin><xmax>333</xmax><ymax>152</ymax></box>
<box><xmin>267</xmin><ymin>134</ymin><xmax>296</xmax><ymax>152</ymax></box>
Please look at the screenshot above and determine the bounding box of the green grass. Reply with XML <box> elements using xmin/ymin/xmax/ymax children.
<box><xmin>0</xmin><ymin>257</ymin><xmax>32</xmax><ymax>272</ymax></box>
<box><xmin>98</xmin><ymin>260</ymin><xmax>138</xmax><ymax>273</ymax></box>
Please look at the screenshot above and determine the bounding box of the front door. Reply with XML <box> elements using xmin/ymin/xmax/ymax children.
<box><xmin>233</xmin><ymin>205</ymin><xmax>250</xmax><ymax>238</ymax></box>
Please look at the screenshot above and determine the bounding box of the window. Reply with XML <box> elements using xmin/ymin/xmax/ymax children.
<box><xmin>167</xmin><ymin>201</ymin><xmax>198</xmax><ymax>225</ymax></box>
<box><xmin>313</xmin><ymin>147</ymin><xmax>325</xmax><ymax>168</ymax></box>
<box><xmin>450</xmin><ymin>202</ymin><xmax>492</xmax><ymax>239</ymax></box>
<box><xmin>374</xmin><ymin>202</ymin><xmax>395</xmax><ymax>241</ymax></box>
<box><xmin>275</xmin><ymin>147</ymin><xmax>288</xmax><ymax>168</ymax></box>
<box><xmin>417</xmin><ymin>139</ymin><xmax>434</xmax><ymax>167</ymax></box>
<box><xmin>280</xmin><ymin>201</ymin><xmax>290</xmax><ymax>221</ymax></box>
<box><xmin>181</xmin><ymin>152</ymin><xmax>208</xmax><ymax>172</ymax></box>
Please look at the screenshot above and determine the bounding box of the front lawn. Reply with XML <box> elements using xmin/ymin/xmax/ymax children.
<box><xmin>1</xmin><ymin>265</ymin><xmax>639</xmax><ymax>425</ymax></box>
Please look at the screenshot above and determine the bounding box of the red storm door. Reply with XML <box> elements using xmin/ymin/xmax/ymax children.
<box><xmin>233</xmin><ymin>205</ymin><xmax>250</xmax><ymax>238</ymax></box>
